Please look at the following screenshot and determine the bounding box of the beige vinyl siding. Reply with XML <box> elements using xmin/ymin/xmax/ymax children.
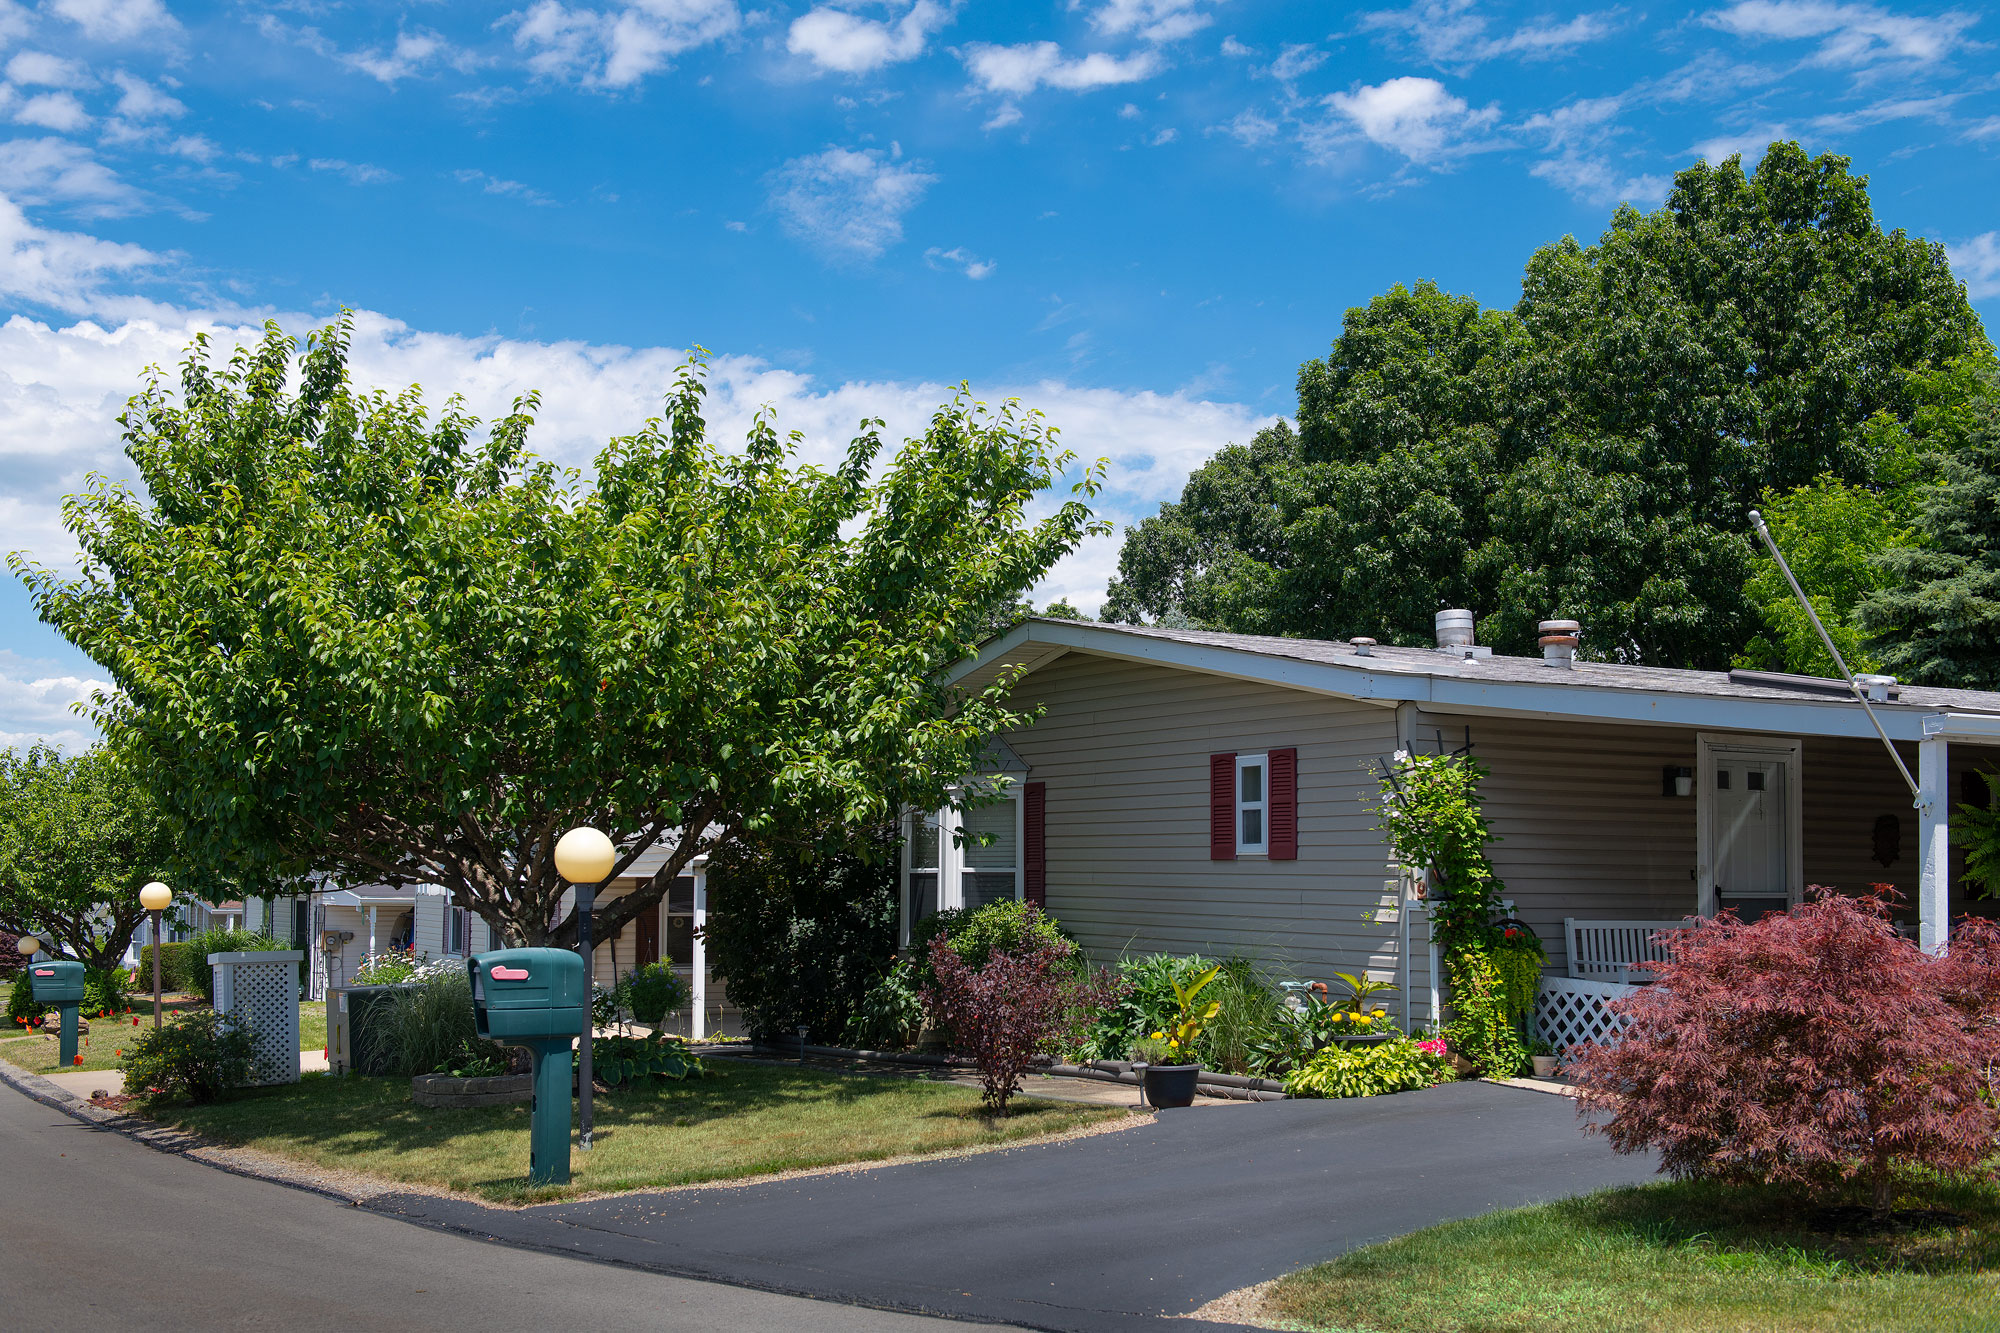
<box><xmin>1804</xmin><ymin>737</ymin><xmax>1999</xmax><ymax>926</ymax></box>
<box><xmin>1002</xmin><ymin>654</ymin><xmax>1429</xmax><ymax>1008</ymax></box>
<box><xmin>1413</xmin><ymin>710</ymin><xmax>1699</xmax><ymax>977</ymax></box>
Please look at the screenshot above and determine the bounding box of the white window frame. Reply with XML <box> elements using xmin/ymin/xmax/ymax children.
<box><xmin>901</xmin><ymin>785</ymin><xmax>1025</xmax><ymax>946</ymax></box>
<box><xmin>1236</xmin><ymin>752</ymin><xmax>1269</xmax><ymax>857</ymax></box>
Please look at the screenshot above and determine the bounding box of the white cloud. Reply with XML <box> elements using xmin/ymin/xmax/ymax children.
<box><xmin>453</xmin><ymin>168</ymin><xmax>556</xmax><ymax>206</ymax></box>
<box><xmin>767</xmin><ymin>145</ymin><xmax>935</xmax><ymax>260</ymax></box>
<box><xmin>1268</xmin><ymin>44</ymin><xmax>1327</xmax><ymax>82</ymax></box>
<box><xmin>1529</xmin><ymin>154</ymin><xmax>1669</xmax><ymax>206</ymax></box>
<box><xmin>0</xmin><ymin>3</ymin><xmax>31</xmax><ymax>46</ymax></box>
<box><xmin>309</xmin><ymin>158</ymin><xmax>399</xmax><ymax>186</ymax></box>
<box><xmin>924</xmin><ymin>244</ymin><xmax>994</xmax><ymax>279</ymax></box>
<box><xmin>1949</xmin><ymin>232</ymin><xmax>2000</xmax><ymax>299</ymax></box>
<box><xmin>344</xmin><ymin>30</ymin><xmax>471</xmax><ymax>86</ymax></box>
<box><xmin>1692</xmin><ymin>125</ymin><xmax>1790</xmax><ymax>162</ymax></box>
<box><xmin>787</xmin><ymin>1</ymin><xmax>952</xmax><ymax>75</ymax></box>
<box><xmin>981</xmin><ymin>101</ymin><xmax>1023</xmax><ymax>130</ymax></box>
<box><xmin>1325</xmin><ymin>76</ymin><xmax>1500</xmax><ymax>163</ymax></box>
<box><xmin>511</xmin><ymin>0</ymin><xmax>741</xmax><ymax>89</ymax></box>
<box><xmin>963</xmin><ymin>41</ymin><xmax>1161</xmax><ymax>95</ymax></box>
<box><xmin>0</xmin><ymin>191</ymin><xmax>162</xmax><ymax>313</ymax></box>
<box><xmin>1219</xmin><ymin>35</ymin><xmax>1252</xmax><ymax>57</ymax></box>
<box><xmin>14</xmin><ymin>91</ymin><xmax>90</xmax><ymax>131</ymax></box>
<box><xmin>1703</xmin><ymin>1</ymin><xmax>1978</xmax><ymax>68</ymax></box>
<box><xmin>6</xmin><ymin>51</ymin><xmax>93</xmax><ymax>88</ymax></box>
<box><xmin>1087</xmin><ymin>0</ymin><xmax>1216</xmax><ymax>44</ymax></box>
<box><xmin>110</xmin><ymin>70</ymin><xmax>185</xmax><ymax>119</ymax></box>
<box><xmin>1148</xmin><ymin>126</ymin><xmax>1177</xmax><ymax>145</ymax></box>
<box><xmin>1361</xmin><ymin>1</ymin><xmax>1618</xmax><ymax>68</ymax></box>
<box><xmin>48</xmin><ymin>0</ymin><xmax>179</xmax><ymax>43</ymax></box>
<box><xmin>0</xmin><ymin>138</ymin><xmax>142</xmax><ymax>215</ymax></box>
<box><xmin>0</xmin><ymin>652</ymin><xmax>109</xmax><ymax>752</ymax></box>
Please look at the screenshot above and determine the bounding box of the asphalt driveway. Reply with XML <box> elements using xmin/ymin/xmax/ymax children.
<box><xmin>367</xmin><ymin>1079</ymin><xmax>1659</xmax><ymax>1332</ymax></box>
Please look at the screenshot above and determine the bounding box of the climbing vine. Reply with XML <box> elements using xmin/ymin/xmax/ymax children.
<box><xmin>1372</xmin><ymin>750</ymin><xmax>1532</xmax><ymax>1076</ymax></box>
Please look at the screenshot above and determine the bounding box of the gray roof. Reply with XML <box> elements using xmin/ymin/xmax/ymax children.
<box><xmin>1023</xmin><ymin>619</ymin><xmax>2000</xmax><ymax>716</ymax></box>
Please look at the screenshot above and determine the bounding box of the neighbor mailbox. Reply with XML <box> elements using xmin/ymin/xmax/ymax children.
<box><xmin>470</xmin><ymin>948</ymin><xmax>584</xmax><ymax>1185</ymax></box>
<box><xmin>27</xmin><ymin>958</ymin><xmax>86</xmax><ymax>1067</ymax></box>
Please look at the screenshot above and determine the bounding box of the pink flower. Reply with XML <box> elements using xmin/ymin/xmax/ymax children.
<box><xmin>1417</xmin><ymin>1038</ymin><xmax>1447</xmax><ymax>1056</ymax></box>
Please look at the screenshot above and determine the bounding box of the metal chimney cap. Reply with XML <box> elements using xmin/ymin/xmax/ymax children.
<box><xmin>1537</xmin><ymin>618</ymin><xmax>1581</xmax><ymax>635</ymax></box>
<box><xmin>1349</xmin><ymin>636</ymin><xmax>1378</xmax><ymax>656</ymax></box>
<box><xmin>1434</xmin><ymin>609</ymin><xmax>1475</xmax><ymax>648</ymax></box>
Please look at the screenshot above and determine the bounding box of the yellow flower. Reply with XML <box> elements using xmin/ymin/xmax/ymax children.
<box><xmin>1372</xmin><ymin>1007</ymin><xmax>1386</xmax><ymax>1015</ymax></box>
<box><xmin>1150</xmin><ymin>1031</ymin><xmax>1164</xmax><ymax>1040</ymax></box>
<box><xmin>1349</xmin><ymin>1012</ymin><xmax>1366</xmax><ymax>1023</ymax></box>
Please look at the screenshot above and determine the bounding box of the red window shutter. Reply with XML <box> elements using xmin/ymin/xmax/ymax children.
<box><xmin>1269</xmin><ymin>747</ymin><xmax>1298</xmax><ymax>860</ymax></box>
<box><xmin>1210</xmin><ymin>753</ymin><xmax>1237</xmax><ymax>860</ymax></box>
<box><xmin>1024</xmin><ymin>782</ymin><xmax>1047</xmax><ymax>907</ymax></box>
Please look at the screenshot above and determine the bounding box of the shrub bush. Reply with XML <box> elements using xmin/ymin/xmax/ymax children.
<box><xmin>843</xmin><ymin>957</ymin><xmax>926</xmax><ymax>1050</ymax></box>
<box><xmin>1283</xmin><ymin>1036</ymin><xmax>1453</xmax><ymax>1098</ymax></box>
<box><xmin>138</xmin><ymin>941</ymin><xmax>202</xmax><ymax>995</ymax></box>
<box><xmin>365</xmin><ymin>971</ymin><xmax>479</xmax><ymax>1077</ymax></box>
<box><xmin>625</xmin><ymin>961</ymin><xmax>690</xmax><ymax>1026</ymax></box>
<box><xmin>82</xmin><ymin>966</ymin><xmax>129</xmax><ymax>1018</ymax></box>
<box><xmin>1570</xmin><ymin>890</ymin><xmax>2000</xmax><ymax>1216</ymax></box>
<box><xmin>704</xmin><ymin>823</ymin><xmax>899</xmax><ymax>1042</ymax></box>
<box><xmin>123</xmin><ymin>1008</ymin><xmax>254</xmax><ymax>1102</ymax></box>
<box><xmin>1444</xmin><ymin>944</ymin><xmax>1526</xmax><ymax>1077</ymax></box>
<box><xmin>579</xmin><ymin>1032</ymin><xmax>705</xmax><ymax>1086</ymax></box>
<box><xmin>8</xmin><ymin>972</ymin><xmax>46</xmax><ymax>1029</ymax></box>
<box><xmin>181</xmin><ymin>928</ymin><xmax>289</xmax><ymax>1002</ymax></box>
<box><xmin>921</xmin><ymin>913</ymin><xmax>1125</xmax><ymax>1113</ymax></box>
<box><xmin>0</xmin><ymin>932</ymin><xmax>27</xmax><ymax>977</ymax></box>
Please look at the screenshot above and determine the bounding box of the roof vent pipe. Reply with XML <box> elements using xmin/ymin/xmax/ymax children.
<box><xmin>1539</xmin><ymin>619</ymin><xmax>1580</xmax><ymax>668</ymax></box>
<box><xmin>1435</xmin><ymin>609</ymin><xmax>1475</xmax><ymax>650</ymax></box>
<box><xmin>1350</xmin><ymin>636</ymin><xmax>1377</xmax><ymax>657</ymax></box>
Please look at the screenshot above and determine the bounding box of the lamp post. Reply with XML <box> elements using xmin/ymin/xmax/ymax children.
<box><xmin>554</xmin><ymin>826</ymin><xmax>615</xmax><ymax>1151</ymax></box>
<box><xmin>140</xmin><ymin>881</ymin><xmax>173</xmax><ymax>1029</ymax></box>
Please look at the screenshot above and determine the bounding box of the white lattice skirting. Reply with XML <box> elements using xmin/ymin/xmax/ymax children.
<box><xmin>1534</xmin><ymin>975</ymin><xmax>1637</xmax><ymax>1053</ymax></box>
<box><xmin>210</xmin><ymin>950</ymin><xmax>303</xmax><ymax>1086</ymax></box>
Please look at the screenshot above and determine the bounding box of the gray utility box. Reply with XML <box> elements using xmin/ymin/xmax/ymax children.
<box><xmin>326</xmin><ymin>982</ymin><xmax>420</xmax><ymax>1075</ymax></box>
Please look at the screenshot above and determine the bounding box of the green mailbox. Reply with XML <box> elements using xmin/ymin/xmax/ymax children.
<box><xmin>469</xmin><ymin>948</ymin><xmax>584</xmax><ymax>1185</ymax></box>
<box><xmin>27</xmin><ymin>959</ymin><xmax>86</xmax><ymax>1067</ymax></box>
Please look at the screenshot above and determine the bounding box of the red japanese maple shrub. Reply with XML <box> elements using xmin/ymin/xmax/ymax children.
<box><xmin>1569</xmin><ymin>888</ymin><xmax>2000</xmax><ymax>1215</ymax></box>
<box><xmin>923</xmin><ymin>922</ymin><xmax>1123</xmax><ymax>1114</ymax></box>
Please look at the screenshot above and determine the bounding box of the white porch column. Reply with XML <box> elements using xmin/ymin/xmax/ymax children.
<box><xmin>1918</xmin><ymin>736</ymin><xmax>1950</xmax><ymax>955</ymax></box>
<box><xmin>690</xmin><ymin>855</ymin><xmax>709</xmax><ymax>1041</ymax></box>
<box><xmin>367</xmin><ymin>905</ymin><xmax>378</xmax><ymax>959</ymax></box>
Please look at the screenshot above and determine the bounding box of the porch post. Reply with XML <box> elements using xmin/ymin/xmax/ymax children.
<box><xmin>367</xmin><ymin>905</ymin><xmax>378</xmax><ymax>959</ymax></box>
<box><xmin>1918</xmin><ymin>737</ymin><xmax>1950</xmax><ymax>955</ymax></box>
<box><xmin>690</xmin><ymin>855</ymin><xmax>709</xmax><ymax>1041</ymax></box>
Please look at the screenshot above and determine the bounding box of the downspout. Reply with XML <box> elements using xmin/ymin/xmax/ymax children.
<box><xmin>1394</xmin><ymin>701</ymin><xmax>1429</xmax><ymax>1032</ymax></box>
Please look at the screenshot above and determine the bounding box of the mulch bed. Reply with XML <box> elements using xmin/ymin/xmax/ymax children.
<box><xmin>1808</xmin><ymin>1204</ymin><xmax>1969</xmax><ymax>1234</ymax></box>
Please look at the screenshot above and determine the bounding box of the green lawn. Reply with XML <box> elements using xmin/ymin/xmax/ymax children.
<box><xmin>147</xmin><ymin>1059</ymin><xmax>1127</xmax><ymax>1204</ymax></box>
<box><xmin>1264</xmin><ymin>1176</ymin><xmax>2000</xmax><ymax>1333</ymax></box>
<box><xmin>1</xmin><ymin>997</ymin><xmax>326</xmax><ymax>1076</ymax></box>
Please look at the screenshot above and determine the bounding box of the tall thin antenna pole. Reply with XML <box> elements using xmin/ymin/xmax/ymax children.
<box><xmin>1747</xmin><ymin>509</ymin><xmax>1921</xmax><ymax>803</ymax></box>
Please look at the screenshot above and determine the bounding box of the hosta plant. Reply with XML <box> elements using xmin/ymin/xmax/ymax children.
<box><xmin>1283</xmin><ymin>1037</ymin><xmax>1453</xmax><ymax>1099</ymax></box>
<box><xmin>1569</xmin><ymin>889</ymin><xmax>2000</xmax><ymax>1217</ymax></box>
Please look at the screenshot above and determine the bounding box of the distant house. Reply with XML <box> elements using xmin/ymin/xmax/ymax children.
<box><xmin>929</xmin><ymin>616</ymin><xmax>2000</xmax><ymax>1044</ymax></box>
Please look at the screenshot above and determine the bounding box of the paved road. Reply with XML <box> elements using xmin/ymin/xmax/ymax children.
<box><xmin>370</xmin><ymin>1079</ymin><xmax>1659</xmax><ymax>1332</ymax></box>
<box><xmin>0</xmin><ymin>1087</ymin><xmax>998</xmax><ymax>1332</ymax></box>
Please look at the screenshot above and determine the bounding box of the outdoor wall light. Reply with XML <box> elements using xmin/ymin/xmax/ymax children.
<box><xmin>1663</xmin><ymin>765</ymin><xmax>1694</xmax><ymax>797</ymax></box>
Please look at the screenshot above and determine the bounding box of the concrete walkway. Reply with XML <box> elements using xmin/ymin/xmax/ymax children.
<box><xmin>365</xmin><ymin>1079</ymin><xmax>1657</xmax><ymax>1332</ymax></box>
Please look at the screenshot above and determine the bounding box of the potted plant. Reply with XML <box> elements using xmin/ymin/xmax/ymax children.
<box><xmin>1528</xmin><ymin>1037</ymin><xmax>1558</xmax><ymax>1078</ymax></box>
<box><xmin>1136</xmin><ymin>964</ymin><xmax>1220</xmax><ymax>1109</ymax></box>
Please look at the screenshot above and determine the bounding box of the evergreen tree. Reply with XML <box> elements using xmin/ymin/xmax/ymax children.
<box><xmin>1859</xmin><ymin>375</ymin><xmax>2000</xmax><ymax>688</ymax></box>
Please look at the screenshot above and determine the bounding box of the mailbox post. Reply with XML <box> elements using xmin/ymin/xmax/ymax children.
<box><xmin>26</xmin><ymin>958</ymin><xmax>86</xmax><ymax>1067</ymax></box>
<box><xmin>470</xmin><ymin>947</ymin><xmax>585</xmax><ymax>1186</ymax></box>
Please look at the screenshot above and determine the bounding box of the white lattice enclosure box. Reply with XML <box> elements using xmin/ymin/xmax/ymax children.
<box><xmin>1534</xmin><ymin>975</ymin><xmax>1637</xmax><ymax>1053</ymax></box>
<box><xmin>210</xmin><ymin>950</ymin><xmax>303</xmax><ymax>1086</ymax></box>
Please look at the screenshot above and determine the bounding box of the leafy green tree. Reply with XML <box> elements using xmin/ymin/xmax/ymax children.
<box><xmin>1108</xmin><ymin>144</ymin><xmax>1988</xmax><ymax>668</ymax></box>
<box><xmin>0</xmin><ymin>744</ymin><xmax>176</xmax><ymax>970</ymax></box>
<box><xmin>11</xmin><ymin>318</ymin><xmax>1106</xmax><ymax>948</ymax></box>
<box><xmin>1859</xmin><ymin>367</ymin><xmax>2000</xmax><ymax>688</ymax></box>
<box><xmin>1736</xmin><ymin>477</ymin><xmax>1909</xmax><ymax>676</ymax></box>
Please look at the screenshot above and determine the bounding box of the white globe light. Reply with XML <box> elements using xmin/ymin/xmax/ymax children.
<box><xmin>554</xmin><ymin>827</ymin><xmax>617</xmax><ymax>885</ymax></box>
<box><xmin>15</xmin><ymin>935</ymin><xmax>40</xmax><ymax>957</ymax></box>
<box><xmin>139</xmin><ymin>881</ymin><xmax>173</xmax><ymax>911</ymax></box>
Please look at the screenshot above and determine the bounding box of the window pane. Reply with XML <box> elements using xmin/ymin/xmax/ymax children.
<box><xmin>1240</xmin><ymin>763</ymin><xmax>1263</xmax><ymax>803</ymax></box>
<box><xmin>961</xmin><ymin>800</ymin><xmax>1017</xmax><ymax>869</ymax></box>
<box><xmin>908</xmin><ymin>871</ymin><xmax>939</xmax><ymax>924</ymax></box>
<box><xmin>963</xmin><ymin>871</ymin><xmax>1017</xmax><ymax>910</ymax></box>
<box><xmin>666</xmin><ymin>914</ymin><xmax>693</xmax><ymax>967</ymax></box>
<box><xmin>1240</xmin><ymin>808</ymin><xmax>1264</xmax><ymax>846</ymax></box>
<box><xmin>910</xmin><ymin>813</ymin><xmax>940</xmax><ymax>869</ymax></box>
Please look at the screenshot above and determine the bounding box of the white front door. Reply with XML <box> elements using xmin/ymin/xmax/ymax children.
<box><xmin>1698</xmin><ymin>736</ymin><xmax>1803</xmax><ymax>922</ymax></box>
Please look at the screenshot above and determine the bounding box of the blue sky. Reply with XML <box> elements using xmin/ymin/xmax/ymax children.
<box><xmin>2</xmin><ymin>0</ymin><xmax>1997</xmax><ymax>747</ymax></box>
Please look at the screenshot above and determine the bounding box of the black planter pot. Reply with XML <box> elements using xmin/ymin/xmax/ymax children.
<box><xmin>1139</xmin><ymin>1062</ymin><xmax>1200</xmax><ymax>1109</ymax></box>
<box><xmin>1332</xmin><ymin>1032</ymin><xmax>1396</xmax><ymax>1048</ymax></box>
